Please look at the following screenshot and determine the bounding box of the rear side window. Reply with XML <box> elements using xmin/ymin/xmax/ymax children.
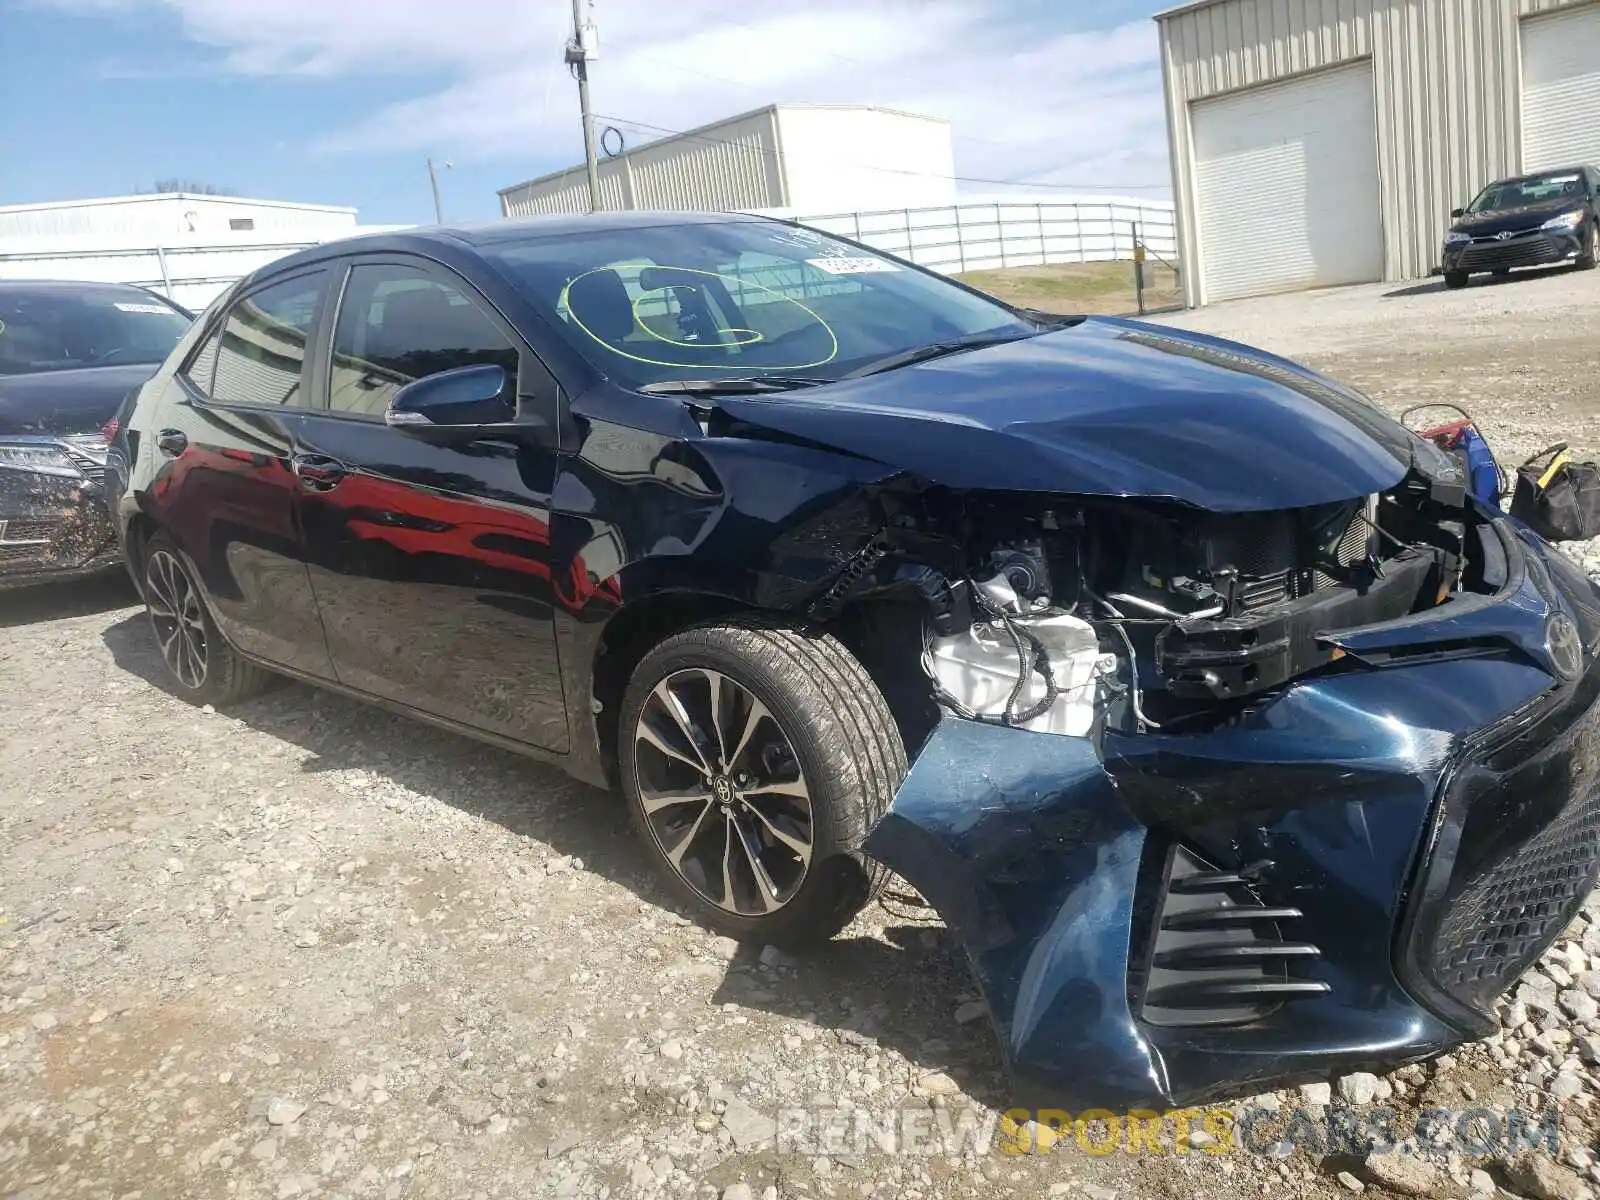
<box><xmin>208</xmin><ymin>272</ymin><xmax>326</xmax><ymax>408</ymax></box>
<box><xmin>184</xmin><ymin>331</ymin><xmax>222</xmax><ymax>393</ymax></box>
<box><xmin>328</xmin><ymin>263</ymin><xmax>518</xmax><ymax>419</ymax></box>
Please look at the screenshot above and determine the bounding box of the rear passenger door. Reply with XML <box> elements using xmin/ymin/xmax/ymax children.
<box><xmin>156</xmin><ymin>269</ymin><xmax>336</xmax><ymax>678</ymax></box>
<box><xmin>294</xmin><ymin>257</ymin><xmax>568</xmax><ymax>752</ymax></box>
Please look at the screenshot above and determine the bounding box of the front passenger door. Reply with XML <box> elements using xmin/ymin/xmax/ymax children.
<box><xmin>294</xmin><ymin>259</ymin><xmax>569</xmax><ymax>752</ymax></box>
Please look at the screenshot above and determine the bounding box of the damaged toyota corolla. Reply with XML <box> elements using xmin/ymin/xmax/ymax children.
<box><xmin>110</xmin><ymin>213</ymin><xmax>1600</xmax><ymax>1112</ymax></box>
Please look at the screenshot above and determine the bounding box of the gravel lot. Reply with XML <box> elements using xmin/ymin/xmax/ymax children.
<box><xmin>4</xmin><ymin>265</ymin><xmax>1600</xmax><ymax>1200</ymax></box>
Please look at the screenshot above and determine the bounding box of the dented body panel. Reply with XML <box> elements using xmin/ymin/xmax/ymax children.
<box><xmin>867</xmin><ymin>521</ymin><xmax>1600</xmax><ymax>1109</ymax></box>
<box><xmin>711</xmin><ymin>318</ymin><xmax>1412</xmax><ymax>511</ymax></box>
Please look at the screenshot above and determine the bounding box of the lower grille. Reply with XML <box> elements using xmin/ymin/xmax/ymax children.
<box><xmin>1430</xmin><ymin>783</ymin><xmax>1600</xmax><ymax>1010</ymax></box>
<box><xmin>1404</xmin><ymin>667</ymin><xmax>1600</xmax><ymax>1023</ymax></box>
<box><xmin>0</xmin><ymin>519</ymin><xmax>55</xmax><ymax>545</ymax></box>
<box><xmin>1137</xmin><ymin>846</ymin><xmax>1329</xmax><ymax>1027</ymax></box>
<box><xmin>1458</xmin><ymin>235</ymin><xmax>1565</xmax><ymax>270</ymax></box>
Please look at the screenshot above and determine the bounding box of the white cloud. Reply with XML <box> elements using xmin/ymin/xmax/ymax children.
<box><xmin>65</xmin><ymin>0</ymin><xmax>1173</xmax><ymax>195</ymax></box>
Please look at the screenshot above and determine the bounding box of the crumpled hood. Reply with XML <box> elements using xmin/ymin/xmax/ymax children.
<box><xmin>711</xmin><ymin>317</ymin><xmax>1414</xmax><ymax>512</ymax></box>
<box><xmin>0</xmin><ymin>364</ymin><xmax>156</xmax><ymax>436</ymax></box>
<box><xmin>1451</xmin><ymin>197</ymin><xmax>1585</xmax><ymax>237</ymax></box>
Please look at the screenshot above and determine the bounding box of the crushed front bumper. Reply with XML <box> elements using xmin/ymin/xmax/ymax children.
<box><xmin>0</xmin><ymin>466</ymin><xmax>120</xmax><ymax>588</ymax></box>
<box><xmin>865</xmin><ymin>519</ymin><xmax>1600</xmax><ymax>1110</ymax></box>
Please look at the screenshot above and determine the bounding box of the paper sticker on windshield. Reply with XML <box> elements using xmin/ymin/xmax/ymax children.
<box><xmin>1547</xmin><ymin>175</ymin><xmax>1582</xmax><ymax>184</ymax></box>
<box><xmin>806</xmin><ymin>256</ymin><xmax>898</xmax><ymax>275</ymax></box>
<box><xmin>113</xmin><ymin>302</ymin><xmax>172</xmax><ymax>314</ymax></box>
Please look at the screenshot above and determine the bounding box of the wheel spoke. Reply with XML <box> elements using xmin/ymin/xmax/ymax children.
<box><xmin>699</xmin><ymin>669</ymin><xmax>730</xmax><ymax>771</ymax></box>
<box><xmin>636</xmin><ymin>717</ymin><xmax>708</xmax><ymax>775</ymax></box>
<box><xmin>660</xmin><ymin>798</ymin><xmax>716</xmax><ymax>869</ymax></box>
<box><xmin>154</xmin><ymin>620</ymin><xmax>181</xmax><ymax>663</ymax></box>
<box><xmin>729</xmin><ymin>813</ymin><xmax>781</xmax><ymax>913</ymax></box>
<box><xmin>146</xmin><ymin>583</ymin><xmax>176</xmax><ymax>618</ymax></box>
<box><xmin>742</xmin><ymin>777</ymin><xmax>810</xmax><ymax>801</ymax></box>
<box><xmin>186</xmin><ymin>639</ymin><xmax>203</xmax><ymax>688</ymax></box>
<box><xmin>724</xmin><ymin>694</ymin><xmax>774</xmax><ymax>775</ymax></box>
<box><xmin>640</xmin><ymin>786</ymin><xmax>713</xmax><ymax>815</ymax></box>
<box><xmin>740</xmin><ymin>799</ymin><xmax>813</xmax><ymax>861</ymax></box>
<box><xmin>650</xmin><ymin>679</ymin><xmax>713</xmax><ymax>773</ymax></box>
<box><xmin>718</xmin><ymin>812</ymin><xmax>738</xmax><ymax>907</ymax></box>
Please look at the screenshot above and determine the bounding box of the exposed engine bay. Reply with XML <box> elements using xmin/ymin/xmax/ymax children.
<box><xmin>852</xmin><ymin>470</ymin><xmax>1488</xmax><ymax>740</ymax></box>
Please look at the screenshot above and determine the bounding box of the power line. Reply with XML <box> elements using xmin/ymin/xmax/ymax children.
<box><xmin>588</xmin><ymin>112</ymin><xmax>1170</xmax><ymax>194</ymax></box>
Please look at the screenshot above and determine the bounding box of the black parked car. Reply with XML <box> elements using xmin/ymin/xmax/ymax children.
<box><xmin>1442</xmin><ymin>165</ymin><xmax>1600</xmax><ymax>287</ymax></box>
<box><xmin>0</xmin><ymin>280</ymin><xmax>191</xmax><ymax>586</ymax></box>
<box><xmin>109</xmin><ymin>214</ymin><xmax>1600</xmax><ymax>1110</ymax></box>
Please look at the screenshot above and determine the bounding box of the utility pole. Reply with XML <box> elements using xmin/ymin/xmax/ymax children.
<box><xmin>565</xmin><ymin>0</ymin><xmax>602</xmax><ymax>212</ymax></box>
<box><xmin>426</xmin><ymin>157</ymin><xmax>451</xmax><ymax>224</ymax></box>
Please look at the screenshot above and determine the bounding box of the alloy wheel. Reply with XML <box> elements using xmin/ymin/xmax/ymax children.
<box><xmin>145</xmin><ymin>549</ymin><xmax>209</xmax><ymax>690</ymax></box>
<box><xmin>632</xmin><ymin>668</ymin><xmax>814</xmax><ymax>917</ymax></box>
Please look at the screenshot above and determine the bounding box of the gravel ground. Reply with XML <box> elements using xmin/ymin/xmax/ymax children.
<box><xmin>3</xmin><ymin>264</ymin><xmax>1600</xmax><ymax>1200</ymax></box>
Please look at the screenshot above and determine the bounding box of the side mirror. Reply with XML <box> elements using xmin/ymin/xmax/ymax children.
<box><xmin>1451</xmin><ymin>208</ymin><xmax>1465</xmax><ymax>218</ymax></box>
<box><xmin>385</xmin><ymin>364</ymin><xmax>513</xmax><ymax>437</ymax></box>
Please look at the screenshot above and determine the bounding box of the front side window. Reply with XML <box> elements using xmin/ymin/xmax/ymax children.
<box><xmin>328</xmin><ymin>263</ymin><xmax>519</xmax><ymax>418</ymax></box>
<box><xmin>0</xmin><ymin>288</ymin><xmax>190</xmax><ymax>376</ymax></box>
<box><xmin>483</xmin><ymin>220</ymin><xmax>1037</xmax><ymax>389</ymax></box>
<box><xmin>210</xmin><ymin>273</ymin><xmax>325</xmax><ymax>408</ymax></box>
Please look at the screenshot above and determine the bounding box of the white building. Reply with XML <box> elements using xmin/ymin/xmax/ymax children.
<box><xmin>1156</xmin><ymin>0</ymin><xmax>1600</xmax><ymax>305</ymax></box>
<box><xmin>499</xmin><ymin>104</ymin><xmax>958</xmax><ymax>218</ymax></box>
<box><xmin>0</xmin><ymin>193</ymin><xmax>391</xmax><ymax>310</ymax></box>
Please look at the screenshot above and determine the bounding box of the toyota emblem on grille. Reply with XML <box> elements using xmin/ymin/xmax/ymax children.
<box><xmin>1496</xmin><ymin>231</ymin><xmax>1514</xmax><ymax>241</ymax></box>
<box><xmin>1547</xmin><ymin>613</ymin><xmax>1584</xmax><ymax>681</ymax></box>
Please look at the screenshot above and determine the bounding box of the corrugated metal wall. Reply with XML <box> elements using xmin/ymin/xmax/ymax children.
<box><xmin>1159</xmin><ymin>0</ymin><xmax>1597</xmax><ymax>304</ymax></box>
<box><xmin>500</xmin><ymin>109</ymin><xmax>785</xmax><ymax>217</ymax></box>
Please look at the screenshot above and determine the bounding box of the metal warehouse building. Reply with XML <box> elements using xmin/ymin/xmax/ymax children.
<box><xmin>1157</xmin><ymin>0</ymin><xmax>1600</xmax><ymax>305</ymax></box>
<box><xmin>0</xmin><ymin>193</ymin><xmax>375</xmax><ymax>309</ymax></box>
<box><xmin>499</xmin><ymin>104</ymin><xmax>957</xmax><ymax>218</ymax></box>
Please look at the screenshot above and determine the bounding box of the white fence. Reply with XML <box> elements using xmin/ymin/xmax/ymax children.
<box><xmin>0</xmin><ymin>228</ymin><xmax>409</xmax><ymax>311</ymax></box>
<box><xmin>756</xmin><ymin>195</ymin><xmax>1179</xmax><ymax>276</ymax></box>
<box><xmin>0</xmin><ymin>197</ymin><xmax>1180</xmax><ymax>312</ymax></box>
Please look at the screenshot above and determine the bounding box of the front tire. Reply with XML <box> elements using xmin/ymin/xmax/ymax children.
<box><xmin>1577</xmin><ymin>226</ymin><xmax>1596</xmax><ymax>271</ymax></box>
<box><xmin>619</xmin><ymin>619</ymin><xmax>906</xmax><ymax>947</ymax></box>
<box><xmin>141</xmin><ymin>533</ymin><xmax>274</xmax><ymax>706</ymax></box>
<box><xmin>1445</xmin><ymin>270</ymin><xmax>1470</xmax><ymax>289</ymax></box>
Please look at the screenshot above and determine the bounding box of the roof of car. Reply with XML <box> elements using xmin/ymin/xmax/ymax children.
<box><xmin>443</xmin><ymin>210</ymin><xmax>770</xmax><ymax>246</ymax></box>
<box><xmin>280</xmin><ymin>211</ymin><xmax>770</xmax><ymax>260</ymax></box>
<box><xmin>1490</xmin><ymin>166</ymin><xmax>1596</xmax><ymax>185</ymax></box>
<box><xmin>0</xmin><ymin>279</ymin><xmax>172</xmax><ymax>299</ymax></box>
<box><xmin>249</xmin><ymin>210</ymin><xmax>782</xmax><ymax>283</ymax></box>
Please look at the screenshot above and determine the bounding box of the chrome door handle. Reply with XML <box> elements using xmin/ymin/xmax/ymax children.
<box><xmin>292</xmin><ymin>454</ymin><xmax>347</xmax><ymax>491</ymax></box>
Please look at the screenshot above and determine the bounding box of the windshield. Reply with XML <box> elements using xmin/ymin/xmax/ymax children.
<box><xmin>1468</xmin><ymin>172</ymin><xmax>1589</xmax><ymax>213</ymax></box>
<box><xmin>0</xmin><ymin>290</ymin><xmax>190</xmax><ymax>376</ymax></box>
<box><xmin>484</xmin><ymin>220</ymin><xmax>1039</xmax><ymax>389</ymax></box>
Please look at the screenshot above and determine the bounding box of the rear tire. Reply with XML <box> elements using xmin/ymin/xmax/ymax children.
<box><xmin>1444</xmin><ymin>271</ymin><xmax>1470</xmax><ymax>289</ymax></box>
<box><xmin>619</xmin><ymin>619</ymin><xmax>906</xmax><ymax>947</ymax></box>
<box><xmin>141</xmin><ymin>533</ymin><xmax>275</xmax><ymax>706</ymax></box>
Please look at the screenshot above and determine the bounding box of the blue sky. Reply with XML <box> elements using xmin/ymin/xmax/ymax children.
<box><xmin>1</xmin><ymin>0</ymin><xmax>1172</xmax><ymax>226</ymax></box>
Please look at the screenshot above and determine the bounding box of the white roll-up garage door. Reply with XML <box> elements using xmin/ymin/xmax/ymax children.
<box><xmin>1522</xmin><ymin>5</ymin><xmax>1600</xmax><ymax>172</ymax></box>
<box><xmin>1192</xmin><ymin>64</ymin><xmax>1383</xmax><ymax>304</ymax></box>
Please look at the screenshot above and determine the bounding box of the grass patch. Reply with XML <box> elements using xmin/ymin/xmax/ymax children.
<box><xmin>956</xmin><ymin>260</ymin><xmax>1181</xmax><ymax>317</ymax></box>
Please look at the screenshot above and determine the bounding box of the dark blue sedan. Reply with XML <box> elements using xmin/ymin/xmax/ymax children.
<box><xmin>106</xmin><ymin>212</ymin><xmax>1600</xmax><ymax>1111</ymax></box>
